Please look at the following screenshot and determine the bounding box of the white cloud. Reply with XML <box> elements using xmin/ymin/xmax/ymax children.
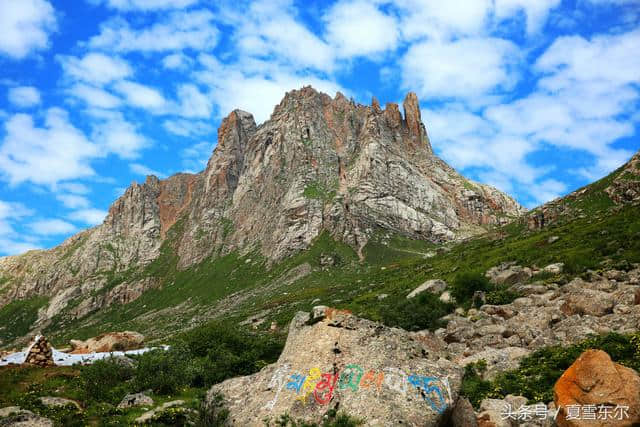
<box><xmin>0</xmin><ymin>200</ymin><xmax>38</xmax><ymax>255</ymax></box>
<box><xmin>181</xmin><ymin>141</ymin><xmax>214</xmax><ymax>172</ymax></box>
<box><xmin>196</xmin><ymin>55</ymin><xmax>345</xmax><ymax>124</ymax></box>
<box><xmin>324</xmin><ymin>1</ymin><xmax>399</xmax><ymax>57</ymax></box>
<box><xmin>162</xmin><ymin>52</ymin><xmax>193</xmax><ymax>70</ymax></box>
<box><xmin>67</xmin><ymin>83</ymin><xmax>122</xmax><ymax>109</ymax></box>
<box><xmin>68</xmin><ymin>208</ymin><xmax>107</xmax><ymax>225</ymax></box>
<box><xmin>8</xmin><ymin>86</ymin><xmax>41</xmax><ymax>108</ymax></box>
<box><xmin>527</xmin><ymin>179</ymin><xmax>568</xmax><ymax>205</ymax></box>
<box><xmin>31</xmin><ymin>219</ymin><xmax>76</xmax><ymax>235</ymax></box>
<box><xmin>0</xmin><ymin>239</ymin><xmax>41</xmax><ymax>255</ymax></box>
<box><xmin>163</xmin><ymin>119</ymin><xmax>213</xmax><ymax>137</ymax></box>
<box><xmin>114</xmin><ymin>81</ymin><xmax>167</xmax><ymax>111</ymax></box>
<box><xmin>58</xmin><ymin>53</ymin><xmax>132</xmax><ymax>86</ymax></box>
<box><xmin>56</xmin><ymin>194</ymin><xmax>90</xmax><ymax>209</ymax></box>
<box><xmin>494</xmin><ymin>0</ymin><xmax>562</xmax><ymax>34</ymax></box>
<box><xmin>0</xmin><ymin>109</ymin><xmax>99</xmax><ymax>187</ymax></box>
<box><xmin>230</xmin><ymin>0</ymin><xmax>335</xmax><ymax>72</ymax></box>
<box><xmin>89</xmin><ymin>10</ymin><xmax>219</xmax><ymax>52</ymax></box>
<box><xmin>130</xmin><ymin>163</ymin><xmax>165</xmax><ymax>177</ymax></box>
<box><xmin>175</xmin><ymin>84</ymin><xmax>212</xmax><ymax>118</ymax></box>
<box><xmin>393</xmin><ymin>0</ymin><xmax>492</xmax><ymax>41</ymax></box>
<box><xmin>90</xmin><ymin>111</ymin><xmax>149</xmax><ymax>159</ymax></box>
<box><xmin>402</xmin><ymin>37</ymin><xmax>520</xmax><ymax>100</ymax></box>
<box><xmin>0</xmin><ymin>0</ymin><xmax>57</xmax><ymax>59</ymax></box>
<box><xmin>58</xmin><ymin>182</ymin><xmax>91</xmax><ymax>194</ymax></box>
<box><xmin>91</xmin><ymin>0</ymin><xmax>198</xmax><ymax>11</ymax></box>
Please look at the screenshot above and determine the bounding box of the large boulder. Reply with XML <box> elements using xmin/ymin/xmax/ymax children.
<box><xmin>69</xmin><ymin>331</ymin><xmax>144</xmax><ymax>353</ymax></box>
<box><xmin>486</xmin><ymin>264</ymin><xmax>532</xmax><ymax>286</ymax></box>
<box><xmin>407</xmin><ymin>280</ymin><xmax>447</xmax><ymax>299</ymax></box>
<box><xmin>554</xmin><ymin>349</ymin><xmax>640</xmax><ymax>426</ymax></box>
<box><xmin>207</xmin><ymin>307</ymin><xmax>463</xmax><ymax>426</ymax></box>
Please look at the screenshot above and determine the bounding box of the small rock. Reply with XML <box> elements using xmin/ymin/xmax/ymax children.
<box><xmin>548</xmin><ymin>236</ymin><xmax>560</xmax><ymax>244</ymax></box>
<box><xmin>117</xmin><ymin>392</ymin><xmax>154</xmax><ymax>409</ymax></box>
<box><xmin>0</xmin><ymin>407</ymin><xmax>30</xmax><ymax>418</ymax></box>
<box><xmin>439</xmin><ymin>290</ymin><xmax>453</xmax><ymax>303</ymax></box>
<box><xmin>542</xmin><ymin>262</ymin><xmax>564</xmax><ymax>274</ymax></box>
<box><xmin>39</xmin><ymin>397</ymin><xmax>81</xmax><ymax>411</ymax></box>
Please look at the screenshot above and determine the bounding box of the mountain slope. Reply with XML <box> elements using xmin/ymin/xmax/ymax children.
<box><xmin>0</xmin><ymin>87</ymin><xmax>525</xmax><ymax>346</ymax></box>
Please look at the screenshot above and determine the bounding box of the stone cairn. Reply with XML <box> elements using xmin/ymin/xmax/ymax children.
<box><xmin>24</xmin><ymin>336</ymin><xmax>54</xmax><ymax>367</ymax></box>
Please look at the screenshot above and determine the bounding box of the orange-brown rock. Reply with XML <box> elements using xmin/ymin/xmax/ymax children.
<box><xmin>554</xmin><ymin>349</ymin><xmax>640</xmax><ymax>426</ymax></box>
<box><xmin>70</xmin><ymin>331</ymin><xmax>144</xmax><ymax>354</ymax></box>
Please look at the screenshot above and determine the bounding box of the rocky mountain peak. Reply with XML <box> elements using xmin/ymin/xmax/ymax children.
<box><xmin>0</xmin><ymin>86</ymin><xmax>526</xmax><ymax>335</ymax></box>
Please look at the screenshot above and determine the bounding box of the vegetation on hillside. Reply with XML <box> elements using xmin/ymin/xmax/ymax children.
<box><xmin>461</xmin><ymin>332</ymin><xmax>640</xmax><ymax>407</ymax></box>
<box><xmin>0</xmin><ymin>321</ymin><xmax>284</xmax><ymax>425</ymax></box>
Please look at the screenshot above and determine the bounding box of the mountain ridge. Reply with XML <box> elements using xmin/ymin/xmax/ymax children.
<box><xmin>0</xmin><ymin>86</ymin><xmax>526</xmax><ymax>345</ymax></box>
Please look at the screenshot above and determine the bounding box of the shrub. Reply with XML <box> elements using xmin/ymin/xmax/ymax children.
<box><xmin>450</xmin><ymin>272</ymin><xmax>490</xmax><ymax>306</ymax></box>
<box><xmin>79</xmin><ymin>359</ymin><xmax>134</xmax><ymax>404</ymax></box>
<box><xmin>485</xmin><ymin>288</ymin><xmax>522</xmax><ymax>305</ymax></box>
<box><xmin>459</xmin><ymin>361</ymin><xmax>499</xmax><ymax>408</ymax></box>
<box><xmin>133</xmin><ymin>346</ymin><xmax>191</xmax><ymax>395</ymax></box>
<box><xmin>179</xmin><ymin>321</ymin><xmax>283</xmax><ymax>387</ymax></box>
<box><xmin>380</xmin><ymin>292</ymin><xmax>452</xmax><ymax>331</ymax></box>
<box><xmin>563</xmin><ymin>252</ymin><xmax>598</xmax><ymax>275</ymax></box>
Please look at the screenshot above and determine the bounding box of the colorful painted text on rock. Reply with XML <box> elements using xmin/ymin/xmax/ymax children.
<box><xmin>264</xmin><ymin>363</ymin><xmax>453</xmax><ymax>414</ymax></box>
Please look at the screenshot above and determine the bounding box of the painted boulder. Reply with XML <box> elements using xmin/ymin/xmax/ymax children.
<box><xmin>206</xmin><ymin>306</ymin><xmax>463</xmax><ymax>426</ymax></box>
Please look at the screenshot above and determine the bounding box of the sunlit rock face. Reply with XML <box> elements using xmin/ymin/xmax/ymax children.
<box><xmin>0</xmin><ymin>86</ymin><xmax>524</xmax><ymax>335</ymax></box>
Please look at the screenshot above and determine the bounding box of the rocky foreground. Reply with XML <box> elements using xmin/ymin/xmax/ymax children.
<box><xmin>205</xmin><ymin>264</ymin><xmax>640</xmax><ymax>426</ymax></box>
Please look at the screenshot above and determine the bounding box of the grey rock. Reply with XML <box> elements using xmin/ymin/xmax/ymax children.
<box><xmin>0</xmin><ymin>408</ymin><xmax>30</xmax><ymax>418</ymax></box>
<box><xmin>38</xmin><ymin>397</ymin><xmax>80</xmax><ymax>411</ymax></box>
<box><xmin>406</xmin><ymin>279</ymin><xmax>447</xmax><ymax>298</ymax></box>
<box><xmin>207</xmin><ymin>310</ymin><xmax>463</xmax><ymax>426</ymax></box>
<box><xmin>450</xmin><ymin>397</ymin><xmax>477</xmax><ymax>427</ymax></box>
<box><xmin>0</xmin><ymin>413</ymin><xmax>53</xmax><ymax>427</ymax></box>
<box><xmin>135</xmin><ymin>400</ymin><xmax>185</xmax><ymax>424</ymax></box>
<box><xmin>117</xmin><ymin>393</ymin><xmax>154</xmax><ymax>409</ymax></box>
<box><xmin>542</xmin><ymin>263</ymin><xmax>563</xmax><ymax>274</ymax></box>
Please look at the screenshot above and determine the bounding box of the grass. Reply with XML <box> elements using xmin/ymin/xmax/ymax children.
<box><xmin>302</xmin><ymin>180</ymin><xmax>337</xmax><ymax>202</ymax></box>
<box><xmin>0</xmin><ymin>296</ymin><xmax>48</xmax><ymax>344</ymax></box>
<box><xmin>1</xmin><ymin>320</ymin><xmax>284</xmax><ymax>426</ymax></box>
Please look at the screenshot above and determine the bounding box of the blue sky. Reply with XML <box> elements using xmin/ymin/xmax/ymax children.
<box><xmin>0</xmin><ymin>0</ymin><xmax>639</xmax><ymax>256</ymax></box>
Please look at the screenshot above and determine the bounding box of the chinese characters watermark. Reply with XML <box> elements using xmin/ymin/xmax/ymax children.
<box><xmin>501</xmin><ymin>403</ymin><xmax>630</xmax><ymax>421</ymax></box>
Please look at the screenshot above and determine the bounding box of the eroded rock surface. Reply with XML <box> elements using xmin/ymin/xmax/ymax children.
<box><xmin>207</xmin><ymin>307</ymin><xmax>463</xmax><ymax>426</ymax></box>
<box><xmin>0</xmin><ymin>87</ymin><xmax>525</xmax><ymax>343</ymax></box>
<box><xmin>554</xmin><ymin>349</ymin><xmax>640</xmax><ymax>427</ymax></box>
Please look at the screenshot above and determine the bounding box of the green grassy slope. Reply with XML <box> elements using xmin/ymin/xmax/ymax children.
<box><xmin>1</xmin><ymin>153</ymin><xmax>639</xmax><ymax>349</ymax></box>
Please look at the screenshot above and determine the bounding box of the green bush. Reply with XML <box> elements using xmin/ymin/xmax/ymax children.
<box><xmin>380</xmin><ymin>292</ymin><xmax>452</xmax><ymax>331</ymax></box>
<box><xmin>79</xmin><ymin>359</ymin><xmax>134</xmax><ymax>404</ymax></box>
<box><xmin>133</xmin><ymin>346</ymin><xmax>192</xmax><ymax>395</ymax></box>
<box><xmin>485</xmin><ymin>288</ymin><xmax>522</xmax><ymax>305</ymax></box>
<box><xmin>563</xmin><ymin>252</ymin><xmax>598</xmax><ymax>275</ymax></box>
<box><xmin>450</xmin><ymin>272</ymin><xmax>490</xmax><ymax>306</ymax></box>
<box><xmin>179</xmin><ymin>321</ymin><xmax>283</xmax><ymax>387</ymax></box>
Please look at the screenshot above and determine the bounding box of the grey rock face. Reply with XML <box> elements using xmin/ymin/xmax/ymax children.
<box><xmin>0</xmin><ymin>87</ymin><xmax>524</xmax><ymax>338</ymax></box>
<box><xmin>207</xmin><ymin>308</ymin><xmax>463</xmax><ymax>426</ymax></box>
